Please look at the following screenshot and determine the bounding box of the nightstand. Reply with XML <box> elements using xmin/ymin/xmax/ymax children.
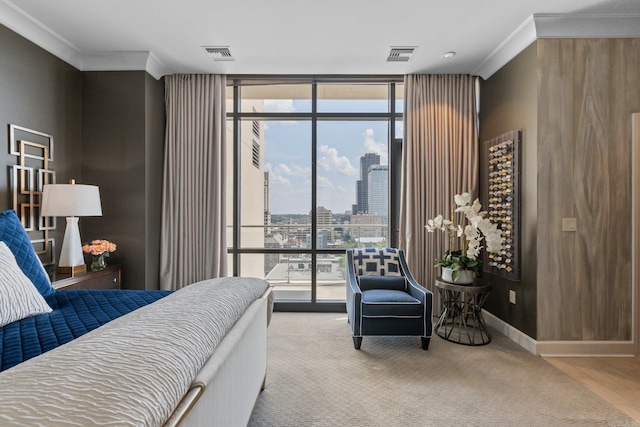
<box><xmin>52</xmin><ymin>265</ymin><xmax>121</xmax><ymax>290</ymax></box>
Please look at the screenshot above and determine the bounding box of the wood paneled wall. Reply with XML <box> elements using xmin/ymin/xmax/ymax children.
<box><xmin>537</xmin><ymin>39</ymin><xmax>640</xmax><ymax>341</ymax></box>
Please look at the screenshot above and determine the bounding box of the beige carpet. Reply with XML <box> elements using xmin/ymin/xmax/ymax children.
<box><xmin>249</xmin><ymin>312</ymin><xmax>639</xmax><ymax>427</ymax></box>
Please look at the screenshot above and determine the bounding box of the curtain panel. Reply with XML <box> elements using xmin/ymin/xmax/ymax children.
<box><xmin>399</xmin><ymin>74</ymin><xmax>478</xmax><ymax>294</ymax></box>
<box><xmin>160</xmin><ymin>74</ymin><xmax>228</xmax><ymax>291</ymax></box>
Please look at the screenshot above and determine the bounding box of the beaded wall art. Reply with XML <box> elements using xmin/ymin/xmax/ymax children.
<box><xmin>482</xmin><ymin>130</ymin><xmax>521</xmax><ymax>281</ymax></box>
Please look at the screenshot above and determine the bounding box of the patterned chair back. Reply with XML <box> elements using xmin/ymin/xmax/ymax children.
<box><xmin>351</xmin><ymin>248</ymin><xmax>402</xmax><ymax>277</ymax></box>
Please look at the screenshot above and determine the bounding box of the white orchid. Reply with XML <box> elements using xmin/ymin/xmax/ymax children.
<box><xmin>425</xmin><ymin>193</ymin><xmax>503</xmax><ymax>280</ymax></box>
<box><xmin>454</xmin><ymin>192</ymin><xmax>471</xmax><ymax>206</ymax></box>
<box><xmin>425</xmin><ymin>214</ymin><xmax>460</xmax><ymax>235</ymax></box>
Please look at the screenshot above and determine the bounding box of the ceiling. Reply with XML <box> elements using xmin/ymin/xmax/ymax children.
<box><xmin>1</xmin><ymin>0</ymin><xmax>640</xmax><ymax>79</ymax></box>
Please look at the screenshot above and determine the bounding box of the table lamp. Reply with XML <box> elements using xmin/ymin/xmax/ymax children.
<box><xmin>40</xmin><ymin>179</ymin><xmax>102</xmax><ymax>276</ymax></box>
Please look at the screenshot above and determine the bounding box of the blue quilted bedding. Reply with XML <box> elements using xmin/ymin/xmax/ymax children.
<box><xmin>0</xmin><ymin>289</ymin><xmax>171</xmax><ymax>372</ymax></box>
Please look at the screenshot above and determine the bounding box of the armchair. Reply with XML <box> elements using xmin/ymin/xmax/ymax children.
<box><xmin>346</xmin><ymin>248</ymin><xmax>433</xmax><ymax>350</ymax></box>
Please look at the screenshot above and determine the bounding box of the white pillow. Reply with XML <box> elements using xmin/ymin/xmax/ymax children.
<box><xmin>0</xmin><ymin>241</ymin><xmax>52</xmax><ymax>327</ymax></box>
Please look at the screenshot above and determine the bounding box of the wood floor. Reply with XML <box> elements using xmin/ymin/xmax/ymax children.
<box><xmin>545</xmin><ymin>356</ymin><xmax>640</xmax><ymax>421</ymax></box>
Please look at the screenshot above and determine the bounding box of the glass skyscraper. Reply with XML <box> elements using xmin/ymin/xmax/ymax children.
<box><xmin>355</xmin><ymin>153</ymin><xmax>380</xmax><ymax>214</ymax></box>
<box><xmin>367</xmin><ymin>164</ymin><xmax>388</xmax><ymax>221</ymax></box>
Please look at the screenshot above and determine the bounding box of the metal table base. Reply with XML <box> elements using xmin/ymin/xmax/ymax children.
<box><xmin>434</xmin><ymin>277</ymin><xmax>492</xmax><ymax>346</ymax></box>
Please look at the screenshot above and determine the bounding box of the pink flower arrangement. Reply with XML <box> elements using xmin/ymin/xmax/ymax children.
<box><xmin>82</xmin><ymin>239</ymin><xmax>117</xmax><ymax>256</ymax></box>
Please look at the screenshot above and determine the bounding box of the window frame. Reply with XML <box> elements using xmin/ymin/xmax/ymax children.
<box><xmin>227</xmin><ymin>76</ymin><xmax>403</xmax><ymax>312</ymax></box>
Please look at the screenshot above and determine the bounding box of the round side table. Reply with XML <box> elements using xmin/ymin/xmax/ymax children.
<box><xmin>434</xmin><ymin>277</ymin><xmax>492</xmax><ymax>346</ymax></box>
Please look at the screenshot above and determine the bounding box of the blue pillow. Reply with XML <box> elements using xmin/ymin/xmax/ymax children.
<box><xmin>358</xmin><ymin>275</ymin><xmax>407</xmax><ymax>292</ymax></box>
<box><xmin>0</xmin><ymin>210</ymin><xmax>55</xmax><ymax>297</ymax></box>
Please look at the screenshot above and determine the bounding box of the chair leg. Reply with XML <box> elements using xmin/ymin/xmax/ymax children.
<box><xmin>421</xmin><ymin>337</ymin><xmax>430</xmax><ymax>350</ymax></box>
<box><xmin>353</xmin><ymin>336</ymin><xmax>362</xmax><ymax>350</ymax></box>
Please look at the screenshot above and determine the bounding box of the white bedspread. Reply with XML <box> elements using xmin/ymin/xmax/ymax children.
<box><xmin>0</xmin><ymin>277</ymin><xmax>268</xmax><ymax>427</ymax></box>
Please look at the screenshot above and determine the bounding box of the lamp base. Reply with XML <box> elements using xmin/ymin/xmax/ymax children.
<box><xmin>57</xmin><ymin>264</ymin><xmax>87</xmax><ymax>276</ymax></box>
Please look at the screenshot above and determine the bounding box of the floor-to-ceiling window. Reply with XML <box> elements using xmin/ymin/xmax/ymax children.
<box><xmin>227</xmin><ymin>77</ymin><xmax>403</xmax><ymax>310</ymax></box>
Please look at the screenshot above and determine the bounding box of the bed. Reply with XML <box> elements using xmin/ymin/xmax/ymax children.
<box><xmin>0</xmin><ymin>210</ymin><xmax>273</xmax><ymax>426</ymax></box>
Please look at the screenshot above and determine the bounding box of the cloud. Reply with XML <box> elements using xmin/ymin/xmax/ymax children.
<box><xmin>362</xmin><ymin>129</ymin><xmax>388</xmax><ymax>164</ymax></box>
<box><xmin>290</xmin><ymin>165</ymin><xmax>311</xmax><ymax>178</ymax></box>
<box><xmin>265</xmin><ymin>163</ymin><xmax>291</xmax><ymax>186</ymax></box>
<box><xmin>264</xmin><ymin>99</ymin><xmax>296</xmax><ymax>113</ymax></box>
<box><xmin>277</xmin><ymin>163</ymin><xmax>292</xmax><ymax>175</ymax></box>
<box><xmin>317</xmin><ymin>175</ymin><xmax>334</xmax><ymax>188</ymax></box>
<box><xmin>318</xmin><ymin>145</ymin><xmax>358</xmax><ymax>175</ymax></box>
<box><xmin>265</xmin><ymin>162</ymin><xmax>312</xmax><ymax>187</ymax></box>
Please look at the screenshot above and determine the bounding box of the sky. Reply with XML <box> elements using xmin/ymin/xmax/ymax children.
<box><xmin>262</xmin><ymin>99</ymin><xmax>394</xmax><ymax>215</ymax></box>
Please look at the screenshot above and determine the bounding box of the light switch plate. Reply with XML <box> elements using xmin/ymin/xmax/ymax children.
<box><xmin>509</xmin><ymin>290</ymin><xmax>516</xmax><ymax>304</ymax></box>
<box><xmin>562</xmin><ymin>217</ymin><xmax>577</xmax><ymax>232</ymax></box>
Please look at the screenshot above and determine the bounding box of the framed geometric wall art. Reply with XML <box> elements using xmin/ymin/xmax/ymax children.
<box><xmin>482</xmin><ymin>130</ymin><xmax>521</xmax><ymax>281</ymax></box>
<box><xmin>8</xmin><ymin>124</ymin><xmax>56</xmax><ymax>266</ymax></box>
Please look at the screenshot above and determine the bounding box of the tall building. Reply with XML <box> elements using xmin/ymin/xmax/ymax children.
<box><xmin>354</xmin><ymin>153</ymin><xmax>380</xmax><ymax>214</ymax></box>
<box><xmin>311</xmin><ymin>206</ymin><xmax>333</xmax><ymax>243</ymax></box>
<box><xmin>367</xmin><ymin>165</ymin><xmax>388</xmax><ymax>221</ymax></box>
<box><xmin>350</xmin><ymin>214</ymin><xmax>384</xmax><ymax>238</ymax></box>
<box><xmin>317</xmin><ymin>229</ymin><xmax>331</xmax><ymax>250</ymax></box>
<box><xmin>315</xmin><ymin>206</ymin><xmax>333</xmax><ymax>227</ymax></box>
<box><xmin>225</xmin><ymin>102</ymin><xmax>265</xmax><ymax>278</ymax></box>
<box><xmin>355</xmin><ymin>181</ymin><xmax>365</xmax><ymax>214</ymax></box>
<box><xmin>264</xmin><ymin>172</ymin><xmax>271</xmax><ymax>230</ymax></box>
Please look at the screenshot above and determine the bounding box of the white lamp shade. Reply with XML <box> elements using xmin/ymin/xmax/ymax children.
<box><xmin>41</xmin><ymin>184</ymin><xmax>102</xmax><ymax>217</ymax></box>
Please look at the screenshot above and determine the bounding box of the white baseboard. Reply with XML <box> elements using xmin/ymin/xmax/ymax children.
<box><xmin>482</xmin><ymin>310</ymin><xmax>636</xmax><ymax>357</ymax></box>
<box><xmin>482</xmin><ymin>310</ymin><xmax>537</xmax><ymax>354</ymax></box>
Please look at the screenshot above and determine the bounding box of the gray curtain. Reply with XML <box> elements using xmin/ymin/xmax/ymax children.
<box><xmin>399</xmin><ymin>74</ymin><xmax>479</xmax><ymax>294</ymax></box>
<box><xmin>160</xmin><ymin>74</ymin><xmax>227</xmax><ymax>291</ymax></box>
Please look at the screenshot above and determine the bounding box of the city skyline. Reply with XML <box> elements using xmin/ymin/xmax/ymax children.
<box><xmin>262</xmin><ymin>100</ymin><xmax>389</xmax><ymax>214</ymax></box>
<box><xmin>353</xmin><ymin>152</ymin><xmax>380</xmax><ymax>215</ymax></box>
<box><xmin>263</xmin><ymin>114</ymin><xmax>389</xmax><ymax>214</ymax></box>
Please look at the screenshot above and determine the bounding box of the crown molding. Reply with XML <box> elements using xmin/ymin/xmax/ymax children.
<box><xmin>0</xmin><ymin>0</ymin><xmax>81</xmax><ymax>68</ymax></box>
<box><xmin>80</xmin><ymin>51</ymin><xmax>168</xmax><ymax>79</ymax></box>
<box><xmin>473</xmin><ymin>15</ymin><xmax>537</xmax><ymax>80</ymax></box>
<box><xmin>0</xmin><ymin>0</ymin><xmax>168</xmax><ymax>79</ymax></box>
<box><xmin>144</xmin><ymin>52</ymin><xmax>167</xmax><ymax>80</ymax></box>
<box><xmin>475</xmin><ymin>13</ymin><xmax>640</xmax><ymax>80</ymax></box>
<box><xmin>535</xmin><ymin>13</ymin><xmax>640</xmax><ymax>38</ymax></box>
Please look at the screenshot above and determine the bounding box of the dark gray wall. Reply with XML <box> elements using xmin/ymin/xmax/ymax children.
<box><xmin>0</xmin><ymin>23</ymin><xmax>82</xmax><ymax>260</ymax></box>
<box><xmin>480</xmin><ymin>43</ymin><xmax>538</xmax><ymax>338</ymax></box>
<box><xmin>1</xmin><ymin>23</ymin><xmax>165</xmax><ymax>290</ymax></box>
<box><xmin>81</xmin><ymin>72</ymin><xmax>164</xmax><ymax>290</ymax></box>
<box><xmin>144</xmin><ymin>73</ymin><xmax>166</xmax><ymax>290</ymax></box>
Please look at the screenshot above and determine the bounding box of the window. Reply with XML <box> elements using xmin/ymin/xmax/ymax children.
<box><xmin>227</xmin><ymin>77</ymin><xmax>403</xmax><ymax>310</ymax></box>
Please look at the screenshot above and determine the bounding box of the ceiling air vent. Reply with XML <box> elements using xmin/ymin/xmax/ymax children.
<box><xmin>387</xmin><ymin>46</ymin><xmax>417</xmax><ymax>62</ymax></box>
<box><xmin>204</xmin><ymin>46</ymin><xmax>235</xmax><ymax>62</ymax></box>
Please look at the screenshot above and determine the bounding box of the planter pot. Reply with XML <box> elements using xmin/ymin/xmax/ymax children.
<box><xmin>441</xmin><ymin>267</ymin><xmax>474</xmax><ymax>284</ymax></box>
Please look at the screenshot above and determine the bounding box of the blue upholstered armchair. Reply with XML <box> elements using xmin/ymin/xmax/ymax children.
<box><xmin>346</xmin><ymin>248</ymin><xmax>433</xmax><ymax>350</ymax></box>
